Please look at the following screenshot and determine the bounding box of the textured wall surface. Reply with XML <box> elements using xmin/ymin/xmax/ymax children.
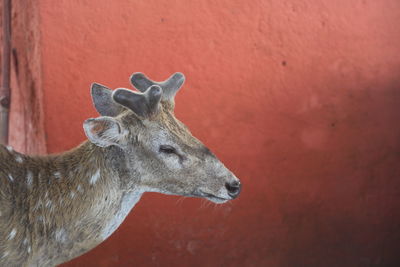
<box><xmin>1</xmin><ymin>0</ymin><xmax>46</xmax><ymax>154</ymax></box>
<box><xmin>36</xmin><ymin>0</ymin><xmax>400</xmax><ymax>266</ymax></box>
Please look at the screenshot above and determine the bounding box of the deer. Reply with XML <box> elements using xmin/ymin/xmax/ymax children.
<box><xmin>0</xmin><ymin>72</ymin><xmax>241</xmax><ymax>267</ymax></box>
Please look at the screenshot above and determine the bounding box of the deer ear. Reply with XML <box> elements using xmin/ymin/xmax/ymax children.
<box><xmin>91</xmin><ymin>83</ymin><xmax>125</xmax><ymax>116</ymax></box>
<box><xmin>83</xmin><ymin>117</ymin><xmax>126</xmax><ymax>147</ymax></box>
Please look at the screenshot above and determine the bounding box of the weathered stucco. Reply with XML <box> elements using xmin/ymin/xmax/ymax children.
<box><xmin>2</xmin><ymin>0</ymin><xmax>46</xmax><ymax>154</ymax></box>
<box><xmin>6</xmin><ymin>0</ymin><xmax>400</xmax><ymax>266</ymax></box>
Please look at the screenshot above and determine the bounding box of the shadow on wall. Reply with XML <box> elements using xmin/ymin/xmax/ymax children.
<box><xmin>271</xmin><ymin>72</ymin><xmax>400</xmax><ymax>265</ymax></box>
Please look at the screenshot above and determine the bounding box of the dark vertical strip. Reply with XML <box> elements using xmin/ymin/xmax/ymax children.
<box><xmin>0</xmin><ymin>0</ymin><xmax>11</xmax><ymax>145</ymax></box>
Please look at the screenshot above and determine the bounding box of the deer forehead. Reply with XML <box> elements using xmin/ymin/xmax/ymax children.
<box><xmin>140</xmin><ymin>118</ymin><xmax>200</xmax><ymax>148</ymax></box>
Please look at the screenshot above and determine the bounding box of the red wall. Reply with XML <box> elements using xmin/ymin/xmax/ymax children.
<box><xmin>2</xmin><ymin>0</ymin><xmax>46</xmax><ymax>154</ymax></box>
<box><xmin>36</xmin><ymin>0</ymin><xmax>400</xmax><ymax>266</ymax></box>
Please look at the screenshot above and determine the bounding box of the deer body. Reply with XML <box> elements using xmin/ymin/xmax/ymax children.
<box><xmin>0</xmin><ymin>72</ymin><xmax>241</xmax><ymax>266</ymax></box>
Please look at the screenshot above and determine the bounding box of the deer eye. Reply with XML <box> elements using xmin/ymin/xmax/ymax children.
<box><xmin>159</xmin><ymin>145</ymin><xmax>177</xmax><ymax>154</ymax></box>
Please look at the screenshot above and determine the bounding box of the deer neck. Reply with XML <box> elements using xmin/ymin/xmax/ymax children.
<box><xmin>43</xmin><ymin>141</ymin><xmax>143</xmax><ymax>225</ymax></box>
<box><xmin>42</xmin><ymin>142</ymin><xmax>144</xmax><ymax>262</ymax></box>
<box><xmin>1</xmin><ymin>142</ymin><xmax>145</xmax><ymax>266</ymax></box>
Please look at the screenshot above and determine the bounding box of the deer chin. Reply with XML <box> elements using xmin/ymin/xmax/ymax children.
<box><xmin>205</xmin><ymin>195</ymin><xmax>229</xmax><ymax>204</ymax></box>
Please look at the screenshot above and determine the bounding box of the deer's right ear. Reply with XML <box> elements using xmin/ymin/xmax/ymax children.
<box><xmin>91</xmin><ymin>83</ymin><xmax>125</xmax><ymax>116</ymax></box>
<box><xmin>83</xmin><ymin>117</ymin><xmax>126</xmax><ymax>147</ymax></box>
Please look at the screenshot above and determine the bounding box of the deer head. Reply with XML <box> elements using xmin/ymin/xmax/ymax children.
<box><xmin>85</xmin><ymin>73</ymin><xmax>241</xmax><ymax>203</ymax></box>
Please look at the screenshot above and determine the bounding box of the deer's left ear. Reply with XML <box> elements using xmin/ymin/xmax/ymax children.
<box><xmin>91</xmin><ymin>83</ymin><xmax>125</xmax><ymax>116</ymax></box>
<box><xmin>83</xmin><ymin>117</ymin><xmax>126</xmax><ymax>147</ymax></box>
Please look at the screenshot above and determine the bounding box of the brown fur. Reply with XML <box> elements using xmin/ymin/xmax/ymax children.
<box><xmin>0</xmin><ymin>76</ymin><xmax>241</xmax><ymax>266</ymax></box>
<box><xmin>0</xmin><ymin>143</ymin><xmax>123</xmax><ymax>266</ymax></box>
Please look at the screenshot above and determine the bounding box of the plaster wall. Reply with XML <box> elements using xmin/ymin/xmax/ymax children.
<box><xmin>32</xmin><ymin>0</ymin><xmax>400</xmax><ymax>266</ymax></box>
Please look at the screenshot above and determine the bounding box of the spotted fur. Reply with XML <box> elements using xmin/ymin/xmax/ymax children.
<box><xmin>0</xmin><ymin>73</ymin><xmax>241</xmax><ymax>266</ymax></box>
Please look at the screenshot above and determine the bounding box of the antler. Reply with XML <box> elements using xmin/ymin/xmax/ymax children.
<box><xmin>112</xmin><ymin>85</ymin><xmax>162</xmax><ymax>118</ymax></box>
<box><xmin>91</xmin><ymin>72</ymin><xmax>184</xmax><ymax>117</ymax></box>
<box><xmin>130</xmin><ymin>72</ymin><xmax>185</xmax><ymax>104</ymax></box>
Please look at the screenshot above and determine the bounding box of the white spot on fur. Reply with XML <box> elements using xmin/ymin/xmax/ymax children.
<box><xmin>101</xmin><ymin>190</ymin><xmax>143</xmax><ymax>240</ymax></box>
<box><xmin>54</xmin><ymin>171</ymin><xmax>61</xmax><ymax>179</ymax></box>
<box><xmin>6</xmin><ymin>145</ymin><xmax>13</xmax><ymax>152</ymax></box>
<box><xmin>15</xmin><ymin>155</ymin><xmax>23</xmax><ymax>163</ymax></box>
<box><xmin>70</xmin><ymin>191</ymin><xmax>75</xmax><ymax>199</ymax></box>
<box><xmin>45</xmin><ymin>200</ymin><xmax>52</xmax><ymax>208</ymax></box>
<box><xmin>23</xmin><ymin>238</ymin><xmax>31</xmax><ymax>254</ymax></box>
<box><xmin>7</xmin><ymin>174</ymin><xmax>14</xmax><ymax>182</ymax></box>
<box><xmin>26</xmin><ymin>171</ymin><xmax>33</xmax><ymax>187</ymax></box>
<box><xmin>8</xmin><ymin>228</ymin><xmax>16</xmax><ymax>240</ymax></box>
<box><xmin>55</xmin><ymin>228</ymin><xmax>68</xmax><ymax>243</ymax></box>
<box><xmin>2</xmin><ymin>251</ymin><xmax>9</xmax><ymax>258</ymax></box>
<box><xmin>77</xmin><ymin>184</ymin><xmax>84</xmax><ymax>193</ymax></box>
<box><xmin>89</xmin><ymin>169</ymin><xmax>101</xmax><ymax>185</ymax></box>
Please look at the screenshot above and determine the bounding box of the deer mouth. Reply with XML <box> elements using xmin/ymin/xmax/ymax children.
<box><xmin>193</xmin><ymin>190</ymin><xmax>229</xmax><ymax>204</ymax></box>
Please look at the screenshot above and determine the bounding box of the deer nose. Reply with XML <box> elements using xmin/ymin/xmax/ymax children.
<box><xmin>225</xmin><ymin>181</ymin><xmax>241</xmax><ymax>199</ymax></box>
